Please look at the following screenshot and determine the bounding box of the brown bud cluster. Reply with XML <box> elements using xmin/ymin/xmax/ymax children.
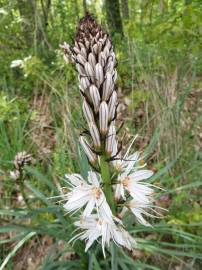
<box><xmin>10</xmin><ymin>151</ymin><xmax>32</xmax><ymax>180</ymax></box>
<box><xmin>61</xmin><ymin>14</ymin><xmax>119</xmax><ymax>165</ymax></box>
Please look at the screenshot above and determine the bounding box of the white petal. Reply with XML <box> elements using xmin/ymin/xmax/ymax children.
<box><xmin>65</xmin><ymin>173</ymin><xmax>84</xmax><ymax>186</ymax></box>
<box><xmin>99</xmin><ymin>199</ymin><xmax>113</xmax><ymax>224</ymax></box>
<box><xmin>130</xmin><ymin>170</ymin><xmax>154</xmax><ymax>181</ymax></box>
<box><xmin>83</xmin><ymin>198</ymin><xmax>96</xmax><ymax>217</ymax></box>
<box><xmin>87</xmin><ymin>171</ymin><xmax>100</xmax><ymax>187</ymax></box>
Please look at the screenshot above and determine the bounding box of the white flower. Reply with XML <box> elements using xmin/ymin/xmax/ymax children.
<box><xmin>118</xmin><ymin>169</ymin><xmax>153</xmax><ymax>201</ymax></box>
<box><xmin>10</xmin><ymin>59</ymin><xmax>23</xmax><ymax>68</ymax></box>
<box><xmin>113</xmin><ymin>135</ymin><xmax>154</xmax><ymax>201</ymax></box>
<box><xmin>112</xmin><ymin>225</ymin><xmax>136</xmax><ymax>250</ymax></box>
<box><xmin>128</xmin><ymin>198</ymin><xmax>165</xmax><ymax>227</ymax></box>
<box><xmin>128</xmin><ymin>199</ymin><xmax>152</xmax><ymax>226</ymax></box>
<box><xmin>71</xmin><ymin>214</ymin><xmax>135</xmax><ymax>257</ymax></box>
<box><xmin>114</xmin><ymin>152</ymin><xmax>154</xmax><ymax>202</ymax></box>
<box><xmin>10</xmin><ymin>56</ymin><xmax>32</xmax><ymax>69</ymax></box>
<box><xmin>63</xmin><ymin>172</ymin><xmax>113</xmax><ymax>223</ymax></box>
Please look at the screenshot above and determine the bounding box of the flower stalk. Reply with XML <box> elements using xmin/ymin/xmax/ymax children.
<box><xmin>10</xmin><ymin>151</ymin><xmax>32</xmax><ymax>209</ymax></box>
<box><xmin>100</xmin><ymin>155</ymin><xmax>116</xmax><ymax>214</ymax></box>
<box><xmin>60</xmin><ymin>13</ymin><xmax>164</xmax><ymax>257</ymax></box>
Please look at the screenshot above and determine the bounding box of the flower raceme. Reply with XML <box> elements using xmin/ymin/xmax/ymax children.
<box><xmin>60</xmin><ymin>13</ymin><xmax>165</xmax><ymax>256</ymax></box>
<box><xmin>60</xmin><ymin>13</ymin><xmax>118</xmax><ymax>166</ymax></box>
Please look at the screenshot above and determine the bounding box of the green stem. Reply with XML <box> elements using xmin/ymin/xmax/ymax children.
<box><xmin>19</xmin><ymin>172</ymin><xmax>31</xmax><ymax>210</ymax></box>
<box><xmin>100</xmin><ymin>155</ymin><xmax>116</xmax><ymax>214</ymax></box>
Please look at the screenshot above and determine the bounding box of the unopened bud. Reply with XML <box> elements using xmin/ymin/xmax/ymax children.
<box><xmin>73</xmin><ymin>46</ymin><xmax>80</xmax><ymax>55</ymax></box>
<box><xmin>88</xmin><ymin>53</ymin><xmax>96</xmax><ymax>67</ymax></box>
<box><xmin>89</xmin><ymin>85</ymin><xmax>100</xmax><ymax>113</ymax></box>
<box><xmin>99</xmin><ymin>101</ymin><xmax>109</xmax><ymax>135</ymax></box>
<box><xmin>102</xmin><ymin>72</ymin><xmax>113</xmax><ymax>101</ymax></box>
<box><xmin>83</xmin><ymin>100</ymin><xmax>94</xmax><ymax>124</ymax></box>
<box><xmin>106</xmin><ymin>122</ymin><xmax>116</xmax><ymax>155</ymax></box>
<box><xmin>92</xmin><ymin>44</ymin><xmax>98</xmax><ymax>55</ymax></box>
<box><xmin>97</xmin><ymin>41</ymin><xmax>102</xmax><ymax>53</ymax></box>
<box><xmin>85</xmin><ymin>62</ymin><xmax>94</xmax><ymax>82</ymax></box>
<box><xmin>108</xmin><ymin>91</ymin><xmax>117</xmax><ymax>121</ymax></box>
<box><xmin>77</xmin><ymin>54</ymin><xmax>86</xmax><ymax>66</ymax></box>
<box><xmin>79</xmin><ymin>77</ymin><xmax>90</xmax><ymax>92</ymax></box>
<box><xmin>76</xmin><ymin>63</ymin><xmax>85</xmax><ymax>75</ymax></box>
<box><xmin>80</xmin><ymin>47</ymin><xmax>87</xmax><ymax>59</ymax></box>
<box><xmin>98</xmin><ymin>51</ymin><xmax>106</xmax><ymax>67</ymax></box>
<box><xmin>78</xmin><ymin>42</ymin><xmax>85</xmax><ymax>49</ymax></box>
<box><xmin>103</xmin><ymin>45</ymin><xmax>110</xmax><ymax>58</ymax></box>
<box><xmin>84</xmin><ymin>38</ymin><xmax>90</xmax><ymax>49</ymax></box>
<box><xmin>95</xmin><ymin>63</ymin><xmax>104</xmax><ymax>88</ymax></box>
<box><xmin>79</xmin><ymin>136</ymin><xmax>97</xmax><ymax>164</ymax></box>
<box><xmin>106</xmin><ymin>60</ymin><xmax>114</xmax><ymax>74</ymax></box>
<box><xmin>88</xmin><ymin>122</ymin><xmax>101</xmax><ymax>149</ymax></box>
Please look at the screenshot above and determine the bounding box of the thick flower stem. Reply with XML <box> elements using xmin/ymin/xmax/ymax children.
<box><xmin>100</xmin><ymin>155</ymin><xmax>116</xmax><ymax>214</ymax></box>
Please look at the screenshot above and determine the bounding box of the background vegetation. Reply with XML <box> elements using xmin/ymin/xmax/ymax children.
<box><xmin>0</xmin><ymin>0</ymin><xmax>202</xmax><ymax>269</ymax></box>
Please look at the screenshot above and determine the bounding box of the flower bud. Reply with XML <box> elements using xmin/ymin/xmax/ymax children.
<box><xmin>79</xmin><ymin>136</ymin><xmax>97</xmax><ymax>164</ymax></box>
<box><xmin>102</xmin><ymin>72</ymin><xmax>113</xmax><ymax>101</ymax></box>
<box><xmin>83</xmin><ymin>100</ymin><xmax>94</xmax><ymax>124</ymax></box>
<box><xmin>73</xmin><ymin>46</ymin><xmax>80</xmax><ymax>55</ymax></box>
<box><xmin>106</xmin><ymin>60</ymin><xmax>114</xmax><ymax>74</ymax></box>
<box><xmin>95</xmin><ymin>63</ymin><xmax>104</xmax><ymax>88</ymax></box>
<box><xmin>106</xmin><ymin>122</ymin><xmax>116</xmax><ymax>155</ymax></box>
<box><xmin>78</xmin><ymin>42</ymin><xmax>85</xmax><ymax>49</ymax></box>
<box><xmin>103</xmin><ymin>45</ymin><xmax>110</xmax><ymax>58</ymax></box>
<box><xmin>95</xmin><ymin>32</ymin><xmax>100</xmax><ymax>40</ymax></box>
<box><xmin>92</xmin><ymin>44</ymin><xmax>98</xmax><ymax>55</ymax></box>
<box><xmin>99</xmin><ymin>101</ymin><xmax>109</xmax><ymax>135</ymax></box>
<box><xmin>79</xmin><ymin>77</ymin><xmax>90</xmax><ymax>92</ymax></box>
<box><xmin>89</xmin><ymin>85</ymin><xmax>100</xmax><ymax>113</ymax></box>
<box><xmin>76</xmin><ymin>63</ymin><xmax>85</xmax><ymax>75</ymax></box>
<box><xmin>88</xmin><ymin>53</ymin><xmax>96</xmax><ymax>67</ymax></box>
<box><xmin>97</xmin><ymin>41</ymin><xmax>102</xmax><ymax>53</ymax></box>
<box><xmin>77</xmin><ymin>54</ymin><xmax>86</xmax><ymax>66</ymax></box>
<box><xmin>88</xmin><ymin>122</ymin><xmax>101</xmax><ymax>149</ymax></box>
<box><xmin>85</xmin><ymin>62</ymin><xmax>94</xmax><ymax>82</ymax></box>
<box><xmin>84</xmin><ymin>38</ymin><xmax>90</xmax><ymax>49</ymax></box>
<box><xmin>99</xmin><ymin>51</ymin><xmax>106</xmax><ymax>67</ymax></box>
<box><xmin>108</xmin><ymin>91</ymin><xmax>117</xmax><ymax>121</ymax></box>
<box><xmin>81</xmin><ymin>47</ymin><xmax>87</xmax><ymax>59</ymax></box>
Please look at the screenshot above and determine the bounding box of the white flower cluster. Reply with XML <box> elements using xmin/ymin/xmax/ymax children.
<box><xmin>64</xmin><ymin>172</ymin><xmax>135</xmax><ymax>256</ymax></box>
<box><xmin>63</xmin><ymin>145</ymin><xmax>160</xmax><ymax>256</ymax></box>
